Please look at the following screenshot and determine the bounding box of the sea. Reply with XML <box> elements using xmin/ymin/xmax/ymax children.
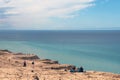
<box><xmin>0</xmin><ymin>30</ymin><xmax>120</xmax><ymax>74</ymax></box>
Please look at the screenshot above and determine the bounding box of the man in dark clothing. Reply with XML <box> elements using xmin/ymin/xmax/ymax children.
<box><xmin>79</xmin><ymin>66</ymin><xmax>84</xmax><ymax>72</ymax></box>
<box><xmin>23</xmin><ymin>61</ymin><xmax>27</xmax><ymax>67</ymax></box>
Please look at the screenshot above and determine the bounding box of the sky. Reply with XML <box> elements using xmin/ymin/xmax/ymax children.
<box><xmin>0</xmin><ymin>0</ymin><xmax>120</xmax><ymax>30</ymax></box>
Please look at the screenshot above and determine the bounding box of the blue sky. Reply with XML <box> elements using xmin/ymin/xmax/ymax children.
<box><xmin>0</xmin><ymin>0</ymin><xmax>120</xmax><ymax>30</ymax></box>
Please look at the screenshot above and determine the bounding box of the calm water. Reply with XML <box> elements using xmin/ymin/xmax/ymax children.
<box><xmin>0</xmin><ymin>30</ymin><xmax>120</xmax><ymax>74</ymax></box>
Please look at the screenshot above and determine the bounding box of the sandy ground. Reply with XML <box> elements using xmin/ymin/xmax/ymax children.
<box><xmin>0</xmin><ymin>50</ymin><xmax>120</xmax><ymax>80</ymax></box>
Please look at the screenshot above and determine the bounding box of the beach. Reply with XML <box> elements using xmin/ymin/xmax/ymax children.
<box><xmin>0</xmin><ymin>50</ymin><xmax>120</xmax><ymax>80</ymax></box>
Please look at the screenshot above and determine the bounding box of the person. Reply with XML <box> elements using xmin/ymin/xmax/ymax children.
<box><xmin>33</xmin><ymin>75</ymin><xmax>39</xmax><ymax>80</ymax></box>
<box><xmin>70</xmin><ymin>68</ymin><xmax>73</xmax><ymax>72</ymax></box>
<box><xmin>70</xmin><ymin>66</ymin><xmax>76</xmax><ymax>72</ymax></box>
<box><xmin>32</xmin><ymin>61</ymin><xmax>34</xmax><ymax>65</ymax></box>
<box><xmin>34</xmin><ymin>76</ymin><xmax>39</xmax><ymax>80</ymax></box>
<box><xmin>31</xmin><ymin>70</ymin><xmax>34</xmax><ymax>72</ymax></box>
<box><xmin>31</xmin><ymin>61</ymin><xmax>35</xmax><ymax>73</ymax></box>
<box><xmin>23</xmin><ymin>61</ymin><xmax>27</xmax><ymax>67</ymax></box>
<box><xmin>78</xmin><ymin>66</ymin><xmax>84</xmax><ymax>72</ymax></box>
<box><xmin>32</xmin><ymin>61</ymin><xmax>35</xmax><ymax>70</ymax></box>
<box><xmin>73</xmin><ymin>66</ymin><xmax>76</xmax><ymax>71</ymax></box>
<box><xmin>64</xmin><ymin>68</ymin><xmax>67</xmax><ymax>71</ymax></box>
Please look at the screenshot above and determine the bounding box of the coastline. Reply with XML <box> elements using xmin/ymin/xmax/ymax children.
<box><xmin>0</xmin><ymin>30</ymin><xmax>120</xmax><ymax>74</ymax></box>
<box><xmin>0</xmin><ymin>49</ymin><xmax>120</xmax><ymax>80</ymax></box>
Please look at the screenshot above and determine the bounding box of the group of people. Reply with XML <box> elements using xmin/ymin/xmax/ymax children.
<box><xmin>23</xmin><ymin>60</ymin><xmax>84</xmax><ymax>80</ymax></box>
<box><xmin>23</xmin><ymin>61</ymin><xmax>39</xmax><ymax>80</ymax></box>
<box><xmin>23</xmin><ymin>60</ymin><xmax>35</xmax><ymax>72</ymax></box>
<box><xmin>23</xmin><ymin>60</ymin><xmax>34</xmax><ymax>67</ymax></box>
<box><xmin>70</xmin><ymin>66</ymin><xmax>84</xmax><ymax>72</ymax></box>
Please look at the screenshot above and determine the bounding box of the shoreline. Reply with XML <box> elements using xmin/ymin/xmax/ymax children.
<box><xmin>0</xmin><ymin>49</ymin><xmax>120</xmax><ymax>80</ymax></box>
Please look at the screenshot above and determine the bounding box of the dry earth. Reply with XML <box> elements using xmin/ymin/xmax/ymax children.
<box><xmin>0</xmin><ymin>50</ymin><xmax>120</xmax><ymax>80</ymax></box>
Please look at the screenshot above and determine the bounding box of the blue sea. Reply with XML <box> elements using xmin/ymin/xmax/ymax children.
<box><xmin>0</xmin><ymin>30</ymin><xmax>120</xmax><ymax>74</ymax></box>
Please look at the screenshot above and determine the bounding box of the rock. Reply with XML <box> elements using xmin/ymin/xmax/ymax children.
<box><xmin>0</xmin><ymin>49</ymin><xmax>12</xmax><ymax>53</ymax></box>
<box><xmin>51</xmin><ymin>64</ymin><xmax>75</xmax><ymax>70</ymax></box>
<box><xmin>0</xmin><ymin>50</ymin><xmax>12</xmax><ymax>55</ymax></box>
<box><xmin>42</xmin><ymin>60</ymin><xmax>59</xmax><ymax>64</ymax></box>
<box><xmin>14</xmin><ymin>53</ymin><xmax>24</xmax><ymax>55</ymax></box>
<box><xmin>15</xmin><ymin>55</ymin><xmax>40</xmax><ymax>60</ymax></box>
<box><xmin>41</xmin><ymin>59</ymin><xmax>51</xmax><ymax>61</ymax></box>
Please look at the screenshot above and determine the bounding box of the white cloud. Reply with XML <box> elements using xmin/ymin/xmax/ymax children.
<box><xmin>0</xmin><ymin>0</ymin><xmax>95</xmax><ymax>29</ymax></box>
<box><xmin>1</xmin><ymin>0</ymin><xmax>95</xmax><ymax>17</ymax></box>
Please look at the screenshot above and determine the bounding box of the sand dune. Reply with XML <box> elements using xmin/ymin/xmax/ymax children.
<box><xmin>0</xmin><ymin>50</ymin><xmax>120</xmax><ymax>80</ymax></box>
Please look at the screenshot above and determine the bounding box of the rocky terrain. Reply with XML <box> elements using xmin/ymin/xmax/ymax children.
<box><xmin>0</xmin><ymin>50</ymin><xmax>120</xmax><ymax>80</ymax></box>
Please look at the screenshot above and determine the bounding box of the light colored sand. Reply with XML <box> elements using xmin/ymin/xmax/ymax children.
<box><xmin>0</xmin><ymin>50</ymin><xmax>120</xmax><ymax>80</ymax></box>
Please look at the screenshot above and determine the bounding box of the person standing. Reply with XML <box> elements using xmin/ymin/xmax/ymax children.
<box><xmin>31</xmin><ymin>61</ymin><xmax>35</xmax><ymax>72</ymax></box>
<box><xmin>32</xmin><ymin>61</ymin><xmax>35</xmax><ymax>68</ymax></box>
<box><xmin>23</xmin><ymin>61</ymin><xmax>27</xmax><ymax>67</ymax></box>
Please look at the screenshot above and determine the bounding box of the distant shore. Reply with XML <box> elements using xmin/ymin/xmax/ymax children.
<box><xmin>0</xmin><ymin>49</ymin><xmax>120</xmax><ymax>80</ymax></box>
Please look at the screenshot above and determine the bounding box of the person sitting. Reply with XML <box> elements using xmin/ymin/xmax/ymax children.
<box><xmin>70</xmin><ymin>66</ymin><xmax>76</xmax><ymax>72</ymax></box>
<box><xmin>78</xmin><ymin>66</ymin><xmax>84</xmax><ymax>72</ymax></box>
<box><xmin>73</xmin><ymin>66</ymin><xmax>76</xmax><ymax>71</ymax></box>
<box><xmin>70</xmin><ymin>68</ymin><xmax>74</xmax><ymax>72</ymax></box>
